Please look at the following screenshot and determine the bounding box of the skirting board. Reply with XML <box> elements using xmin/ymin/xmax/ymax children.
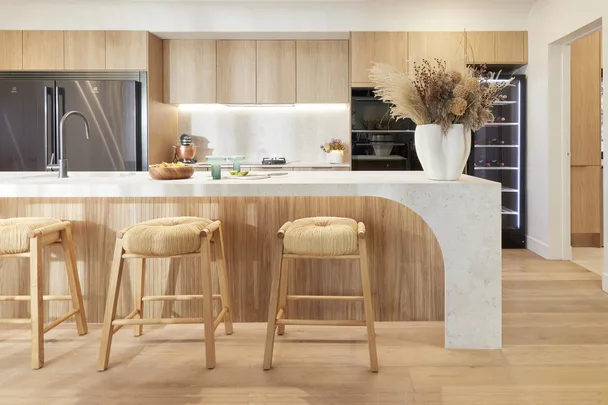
<box><xmin>603</xmin><ymin>273</ymin><xmax>608</xmax><ymax>293</ymax></box>
<box><xmin>526</xmin><ymin>235</ymin><xmax>550</xmax><ymax>258</ymax></box>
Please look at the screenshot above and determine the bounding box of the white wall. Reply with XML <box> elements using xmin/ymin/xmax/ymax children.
<box><xmin>526</xmin><ymin>0</ymin><xmax>607</xmax><ymax>290</ymax></box>
<box><xmin>177</xmin><ymin>105</ymin><xmax>350</xmax><ymax>163</ymax></box>
<box><xmin>0</xmin><ymin>0</ymin><xmax>530</xmax><ymax>32</ymax></box>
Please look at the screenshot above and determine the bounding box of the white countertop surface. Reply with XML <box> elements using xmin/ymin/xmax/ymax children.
<box><xmin>0</xmin><ymin>171</ymin><xmax>496</xmax><ymax>198</ymax></box>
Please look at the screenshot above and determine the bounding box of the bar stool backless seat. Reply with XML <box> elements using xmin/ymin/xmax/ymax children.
<box><xmin>0</xmin><ymin>217</ymin><xmax>88</xmax><ymax>369</ymax></box>
<box><xmin>97</xmin><ymin>216</ymin><xmax>233</xmax><ymax>371</ymax></box>
<box><xmin>264</xmin><ymin>216</ymin><xmax>378</xmax><ymax>372</ymax></box>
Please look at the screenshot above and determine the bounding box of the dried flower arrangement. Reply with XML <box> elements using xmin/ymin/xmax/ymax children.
<box><xmin>369</xmin><ymin>59</ymin><xmax>512</xmax><ymax>133</ymax></box>
<box><xmin>320</xmin><ymin>138</ymin><xmax>346</xmax><ymax>153</ymax></box>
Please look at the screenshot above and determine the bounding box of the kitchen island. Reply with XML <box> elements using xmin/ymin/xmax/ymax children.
<box><xmin>0</xmin><ymin>171</ymin><xmax>501</xmax><ymax>349</ymax></box>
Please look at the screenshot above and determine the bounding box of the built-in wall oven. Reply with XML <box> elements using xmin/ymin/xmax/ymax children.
<box><xmin>350</xmin><ymin>88</ymin><xmax>421</xmax><ymax>171</ymax></box>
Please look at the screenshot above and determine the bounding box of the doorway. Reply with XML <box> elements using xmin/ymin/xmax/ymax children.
<box><xmin>568</xmin><ymin>28</ymin><xmax>604</xmax><ymax>274</ymax></box>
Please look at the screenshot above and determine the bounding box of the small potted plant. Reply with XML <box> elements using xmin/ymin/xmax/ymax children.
<box><xmin>320</xmin><ymin>138</ymin><xmax>346</xmax><ymax>164</ymax></box>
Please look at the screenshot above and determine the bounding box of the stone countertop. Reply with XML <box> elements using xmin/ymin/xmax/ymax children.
<box><xmin>0</xmin><ymin>170</ymin><xmax>501</xmax><ymax>350</ymax></box>
<box><xmin>0</xmin><ymin>171</ymin><xmax>497</xmax><ymax>198</ymax></box>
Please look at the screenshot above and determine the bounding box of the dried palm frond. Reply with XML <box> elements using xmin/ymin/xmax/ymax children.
<box><xmin>369</xmin><ymin>63</ymin><xmax>430</xmax><ymax>125</ymax></box>
<box><xmin>369</xmin><ymin>59</ymin><xmax>513</xmax><ymax>133</ymax></box>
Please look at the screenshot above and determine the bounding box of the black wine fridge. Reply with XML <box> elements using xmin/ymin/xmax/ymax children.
<box><xmin>467</xmin><ymin>75</ymin><xmax>526</xmax><ymax>248</ymax></box>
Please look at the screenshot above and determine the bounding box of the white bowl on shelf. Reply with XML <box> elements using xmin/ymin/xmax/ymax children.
<box><xmin>371</xmin><ymin>142</ymin><xmax>394</xmax><ymax>156</ymax></box>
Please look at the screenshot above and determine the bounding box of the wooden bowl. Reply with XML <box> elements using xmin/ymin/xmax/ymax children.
<box><xmin>149</xmin><ymin>165</ymin><xmax>194</xmax><ymax>180</ymax></box>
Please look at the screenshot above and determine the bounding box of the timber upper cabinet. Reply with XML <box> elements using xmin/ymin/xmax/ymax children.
<box><xmin>256</xmin><ymin>40</ymin><xmax>296</xmax><ymax>104</ymax></box>
<box><xmin>350</xmin><ymin>32</ymin><xmax>408</xmax><ymax>87</ymax></box>
<box><xmin>217</xmin><ymin>40</ymin><xmax>257</xmax><ymax>104</ymax></box>
<box><xmin>0</xmin><ymin>31</ymin><xmax>23</xmax><ymax>70</ymax></box>
<box><xmin>466</xmin><ymin>31</ymin><xmax>528</xmax><ymax>64</ymax></box>
<box><xmin>0</xmin><ymin>30</ymin><xmax>148</xmax><ymax>71</ymax></box>
<box><xmin>296</xmin><ymin>40</ymin><xmax>349</xmax><ymax>103</ymax></box>
<box><xmin>164</xmin><ymin>40</ymin><xmax>217</xmax><ymax>104</ymax></box>
<box><xmin>106</xmin><ymin>31</ymin><xmax>148</xmax><ymax>70</ymax></box>
<box><xmin>23</xmin><ymin>31</ymin><xmax>65</xmax><ymax>70</ymax></box>
<box><xmin>165</xmin><ymin>39</ymin><xmax>347</xmax><ymax>104</ymax></box>
<box><xmin>408</xmin><ymin>32</ymin><xmax>466</xmax><ymax>72</ymax></box>
<box><xmin>64</xmin><ymin>31</ymin><xmax>106</xmax><ymax>70</ymax></box>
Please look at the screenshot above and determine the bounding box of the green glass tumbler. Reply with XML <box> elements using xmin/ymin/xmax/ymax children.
<box><xmin>232</xmin><ymin>161</ymin><xmax>241</xmax><ymax>172</ymax></box>
<box><xmin>211</xmin><ymin>164</ymin><xmax>221</xmax><ymax>180</ymax></box>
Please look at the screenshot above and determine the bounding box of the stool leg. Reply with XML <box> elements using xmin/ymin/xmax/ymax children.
<box><xmin>359</xmin><ymin>239</ymin><xmax>378</xmax><ymax>372</ymax></box>
<box><xmin>97</xmin><ymin>239</ymin><xmax>125</xmax><ymax>371</ymax></box>
<box><xmin>60</xmin><ymin>226</ymin><xmax>88</xmax><ymax>336</ymax></box>
<box><xmin>29</xmin><ymin>237</ymin><xmax>44</xmax><ymax>370</ymax></box>
<box><xmin>263</xmin><ymin>252</ymin><xmax>285</xmax><ymax>370</ymax></box>
<box><xmin>215</xmin><ymin>225</ymin><xmax>233</xmax><ymax>335</ymax></box>
<box><xmin>133</xmin><ymin>258</ymin><xmax>146</xmax><ymax>337</ymax></box>
<box><xmin>277</xmin><ymin>258</ymin><xmax>289</xmax><ymax>336</ymax></box>
<box><xmin>201</xmin><ymin>238</ymin><xmax>216</xmax><ymax>369</ymax></box>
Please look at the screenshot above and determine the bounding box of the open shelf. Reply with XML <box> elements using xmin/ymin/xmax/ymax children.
<box><xmin>353</xmin><ymin>142</ymin><xmax>405</xmax><ymax>146</ymax></box>
<box><xmin>485</xmin><ymin>122</ymin><xmax>519</xmax><ymax>127</ymax></box>
<box><xmin>473</xmin><ymin>167</ymin><xmax>518</xmax><ymax>170</ymax></box>
<box><xmin>502</xmin><ymin>187</ymin><xmax>519</xmax><ymax>193</ymax></box>
<box><xmin>493</xmin><ymin>101</ymin><xmax>517</xmax><ymax>105</ymax></box>
<box><xmin>352</xmin><ymin>96</ymin><xmax>380</xmax><ymax>101</ymax></box>
<box><xmin>352</xmin><ymin>130</ymin><xmax>415</xmax><ymax>133</ymax></box>
<box><xmin>352</xmin><ymin>155</ymin><xmax>407</xmax><ymax>161</ymax></box>
<box><xmin>502</xmin><ymin>207</ymin><xmax>519</xmax><ymax>215</ymax></box>
<box><xmin>475</xmin><ymin>145</ymin><xmax>519</xmax><ymax>148</ymax></box>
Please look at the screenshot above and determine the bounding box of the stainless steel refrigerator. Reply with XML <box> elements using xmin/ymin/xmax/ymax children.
<box><xmin>0</xmin><ymin>72</ymin><xmax>147</xmax><ymax>172</ymax></box>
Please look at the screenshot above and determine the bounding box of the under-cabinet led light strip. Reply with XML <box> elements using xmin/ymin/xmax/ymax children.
<box><xmin>178</xmin><ymin>104</ymin><xmax>349</xmax><ymax>111</ymax></box>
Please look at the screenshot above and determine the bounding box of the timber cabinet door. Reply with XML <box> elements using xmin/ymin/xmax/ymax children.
<box><xmin>296</xmin><ymin>40</ymin><xmax>349</xmax><ymax>103</ymax></box>
<box><xmin>408</xmin><ymin>32</ymin><xmax>466</xmax><ymax>72</ymax></box>
<box><xmin>105</xmin><ymin>31</ymin><xmax>148</xmax><ymax>70</ymax></box>
<box><xmin>256</xmin><ymin>40</ymin><xmax>296</xmax><ymax>104</ymax></box>
<box><xmin>217</xmin><ymin>40</ymin><xmax>257</xmax><ymax>104</ymax></box>
<box><xmin>0</xmin><ymin>31</ymin><xmax>23</xmax><ymax>70</ymax></box>
<box><xmin>23</xmin><ymin>31</ymin><xmax>64</xmax><ymax>70</ymax></box>
<box><xmin>164</xmin><ymin>40</ymin><xmax>217</xmax><ymax>104</ymax></box>
<box><xmin>64</xmin><ymin>31</ymin><xmax>106</xmax><ymax>70</ymax></box>
<box><xmin>350</xmin><ymin>32</ymin><xmax>408</xmax><ymax>87</ymax></box>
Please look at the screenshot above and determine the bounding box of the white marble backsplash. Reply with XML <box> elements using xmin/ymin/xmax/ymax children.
<box><xmin>177</xmin><ymin>105</ymin><xmax>350</xmax><ymax>162</ymax></box>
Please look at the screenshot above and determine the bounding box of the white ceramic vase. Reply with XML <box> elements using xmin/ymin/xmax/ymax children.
<box><xmin>414</xmin><ymin>124</ymin><xmax>471</xmax><ymax>181</ymax></box>
<box><xmin>328</xmin><ymin>150</ymin><xmax>344</xmax><ymax>164</ymax></box>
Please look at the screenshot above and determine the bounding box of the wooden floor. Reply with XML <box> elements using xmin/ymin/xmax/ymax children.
<box><xmin>572</xmin><ymin>247</ymin><xmax>604</xmax><ymax>275</ymax></box>
<box><xmin>1</xmin><ymin>250</ymin><xmax>608</xmax><ymax>404</ymax></box>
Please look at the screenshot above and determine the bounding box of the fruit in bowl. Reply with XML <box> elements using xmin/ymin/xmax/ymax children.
<box><xmin>149</xmin><ymin>162</ymin><xmax>194</xmax><ymax>180</ymax></box>
<box><xmin>229</xmin><ymin>171</ymin><xmax>249</xmax><ymax>176</ymax></box>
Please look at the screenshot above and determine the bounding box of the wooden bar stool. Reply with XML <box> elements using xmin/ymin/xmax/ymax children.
<box><xmin>97</xmin><ymin>217</ymin><xmax>233</xmax><ymax>371</ymax></box>
<box><xmin>263</xmin><ymin>217</ymin><xmax>378</xmax><ymax>372</ymax></box>
<box><xmin>0</xmin><ymin>218</ymin><xmax>88</xmax><ymax>369</ymax></box>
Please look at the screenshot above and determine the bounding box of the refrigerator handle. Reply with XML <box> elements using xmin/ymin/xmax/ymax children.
<box><xmin>55</xmin><ymin>86</ymin><xmax>63</xmax><ymax>161</ymax></box>
<box><xmin>43</xmin><ymin>86</ymin><xmax>57</xmax><ymax>171</ymax></box>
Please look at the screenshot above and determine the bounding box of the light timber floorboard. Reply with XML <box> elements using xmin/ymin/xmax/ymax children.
<box><xmin>0</xmin><ymin>250</ymin><xmax>607</xmax><ymax>404</ymax></box>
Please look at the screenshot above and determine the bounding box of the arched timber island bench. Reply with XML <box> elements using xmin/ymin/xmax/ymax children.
<box><xmin>0</xmin><ymin>171</ymin><xmax>502</xmax><ymax>349</ymax></box>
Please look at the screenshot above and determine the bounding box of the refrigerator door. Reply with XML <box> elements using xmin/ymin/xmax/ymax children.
<box><xmin>0</xmin><ymin>80</ymin><xmax>54</xmax><ymax>171</ymax></box>
<box><xmin>56</xmin><ymin>80</ymin><xmax>140</xmax><ymax>171</ymax></box>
